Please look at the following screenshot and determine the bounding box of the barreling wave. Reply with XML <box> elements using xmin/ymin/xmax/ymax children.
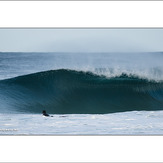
<box><xmin>0</xmin><ymin>69</ymin><xmax>163</xmax><ymax>114</ymax></box>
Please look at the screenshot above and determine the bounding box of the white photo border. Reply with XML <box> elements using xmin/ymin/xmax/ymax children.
<box><xmin>0</xmin><ymin>1</ymin><xmax>163</xmax><ymax>162</ymax></box>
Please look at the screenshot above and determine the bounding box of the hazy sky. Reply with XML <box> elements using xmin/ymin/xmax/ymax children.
<box><xmin>0</xmin><ymin>28</ymin><xmax>163</xmax><ymax>52</ymax></box>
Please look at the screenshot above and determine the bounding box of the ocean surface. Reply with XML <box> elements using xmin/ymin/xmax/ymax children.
<box><xmin>0</xmin><ymin>52</ymin><xmax>163</xmax><ymax>135</ymax></box>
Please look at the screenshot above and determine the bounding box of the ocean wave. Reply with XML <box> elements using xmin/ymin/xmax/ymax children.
<box><xmin>0</xmin><ymin>69</ymin><xmax>163</xmax><ymax>114</ymax></box>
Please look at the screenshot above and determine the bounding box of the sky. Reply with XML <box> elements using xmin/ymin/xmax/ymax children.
<box><xmin>0</xmin><ymin>28</ymin><xmax>163</xmax><ymax>52</ymax></box>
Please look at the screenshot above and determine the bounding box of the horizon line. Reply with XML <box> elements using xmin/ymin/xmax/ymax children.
<box><xmin>0</xmin><ymin>51</ymin><xmax>163</xmax><ymax>53</ymax></box>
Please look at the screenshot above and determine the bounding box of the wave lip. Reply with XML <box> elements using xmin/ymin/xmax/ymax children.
<box><xmin>0</xmin><ymin>69</ymin><xmax>163</xmax><ymax>114</ymax></box>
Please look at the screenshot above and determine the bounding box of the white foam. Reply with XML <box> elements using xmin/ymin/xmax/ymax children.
<box><xmin>1</xmin><ymin>111</ymin><xmax>163</xmax><ymax>135</ymax></box>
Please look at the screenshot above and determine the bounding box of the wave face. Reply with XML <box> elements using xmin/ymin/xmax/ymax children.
<box><xmin>0</xmin><ymin>69</ymin><xmax>163</xmax><ymax>114</ymax></box>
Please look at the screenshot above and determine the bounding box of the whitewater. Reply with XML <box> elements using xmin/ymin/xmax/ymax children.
<box><xmin>0</xmin><ymin>52</ymin><xmax>163</xmax><ymax>135</ymax></box>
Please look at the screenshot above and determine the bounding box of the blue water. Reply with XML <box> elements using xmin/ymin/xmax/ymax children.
<box><xmin>0</xmin><ymin>52</ymin><xmax>163</xmax><ymax>134</ymax></box>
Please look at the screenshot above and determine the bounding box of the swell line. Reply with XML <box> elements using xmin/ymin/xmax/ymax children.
<box><xmin>0</xmin><ymin>69</ymin><xmax>163</xmax><ymax>114</ymax></box>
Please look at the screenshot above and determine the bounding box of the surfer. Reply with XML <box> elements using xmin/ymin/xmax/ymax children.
<box><xmin>42</xmin><ymin>110</ymin><xmax>53</xmax><ymax>117</ymax></box>
<box><xmin>42</xmin><ymin>110</ymin><xmax>66</xmax><ymax>118</ymax></box>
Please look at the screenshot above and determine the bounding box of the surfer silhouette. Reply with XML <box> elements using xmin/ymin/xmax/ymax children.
<box><xmin>42</xmin><ymin>110</ymin><xmax>51</xmax><ymax>117</ymax></box>
<box><xmin>42</xmin><ymin>110</ymin><xmax>65</xmax><ymax>118</ymax></box>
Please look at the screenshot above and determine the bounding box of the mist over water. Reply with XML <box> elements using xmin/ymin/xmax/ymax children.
<box><xmin>1</xmin><ymin>52</ymin><xmax>163</xmax><ymax>134</ymax></box>
<box><xmin>0</xmin><ymin>52</ymin><xmax>163</xmax><ymax>114</ymax></box>
<box><xmin>0</xmin><ymin>52</ymin><xmax>163</xmax><ymax>81</ymax></box>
